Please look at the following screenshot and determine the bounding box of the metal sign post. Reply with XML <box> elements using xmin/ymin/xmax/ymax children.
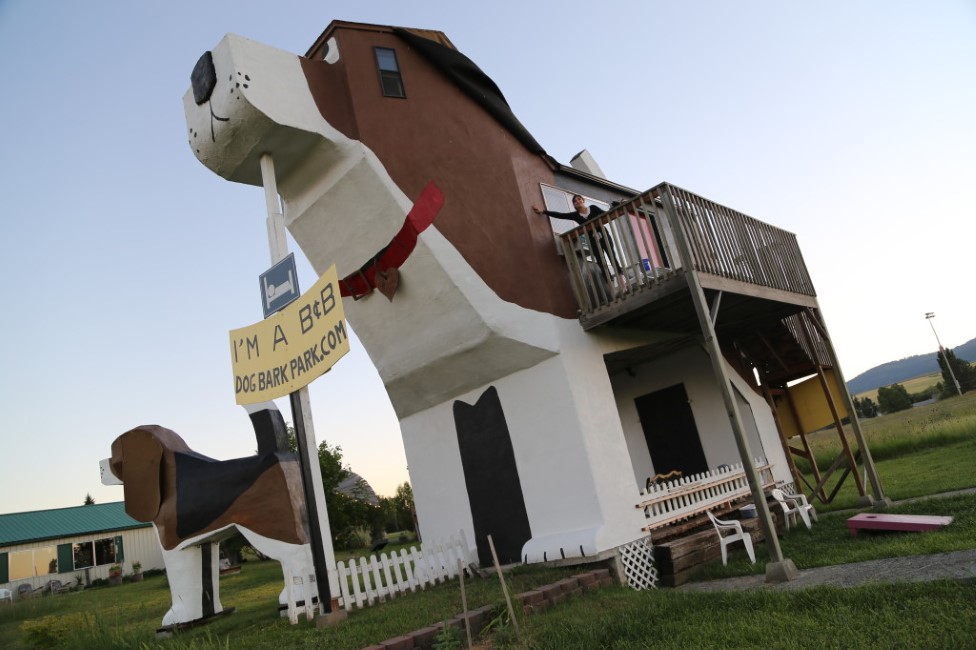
<box><xmin>257</xmin><ymin>153</ymin><xmax>345</xmax><ymax>624</ymax></box>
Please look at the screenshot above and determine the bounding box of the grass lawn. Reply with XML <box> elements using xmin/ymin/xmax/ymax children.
<box><xmin>506</xmin><ymin>580</ymin><xmax>976</xmax><ymax>649</ymax></box>
<box><xmin>692</xmin><ymin>492</ymin><xmax>976</xmax><ymax>581</ymax></box>
<box><xmin>3</xmin><ymin>398</ymin><xmax>974</xmax><ymax>649</ymax></box>
<box><xmin>5</xmin><ymin>492</ymin><xmax>974</xmax><ymax>649</ymax></box>
<box><xmin>0</xmin><ymin>558</ymin><xmax>579</xmax><ymax>649</ymax></box>
<box><xmin>796</xmin><ymin>391</ymin><xmax>976</xmax><ymax>512</ymax></box>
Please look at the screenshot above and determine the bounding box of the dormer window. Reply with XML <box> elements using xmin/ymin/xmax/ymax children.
<box><xmin>374</xmin><ymin>47</ymin><xmax>406</xmax><ymax>98</ymax></box>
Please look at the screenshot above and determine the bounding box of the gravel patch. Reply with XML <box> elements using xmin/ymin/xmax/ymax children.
<box><xmin>678</xmin><ymin>548</ymin><xmax>976</xmax><ymax>593</ymax></box>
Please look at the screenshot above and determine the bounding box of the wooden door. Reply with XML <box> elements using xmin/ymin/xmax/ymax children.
<box><xmin>635</xmin><ymin>383</ymin><xmax>709</xmax><ymax>478</ymax></box>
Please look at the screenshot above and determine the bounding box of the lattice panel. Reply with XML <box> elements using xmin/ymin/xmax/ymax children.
<box><xmin>619</xmin><ymin>536</ymin><xmax>658</xmax><ymax>591</ymax></box>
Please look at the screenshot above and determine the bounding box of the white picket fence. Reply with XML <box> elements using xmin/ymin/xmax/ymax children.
<box><xmin>636</xmin><ymin>460</ymin><xmax>777</xmax><ymax>531</ymax></box>
<box><xmin>335</xmin><ymin>531</ymin><xmax>474</xmax><ymax>612</ymax></box>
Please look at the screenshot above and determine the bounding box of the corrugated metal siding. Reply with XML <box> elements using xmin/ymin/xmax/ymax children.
<box><xmin>1</xmin><ymin>527</ymin><xmax>164</xmax><ymax>594</ymax></box>
<box><xmin>0</xmin><ymin>502</ymin><xmax>148</xmax><ymax>546</ymax></box>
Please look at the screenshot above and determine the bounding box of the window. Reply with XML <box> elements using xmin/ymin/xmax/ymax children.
<box><xmin>94</xmin><ymin>538</ymin><xmax>117</xmax><ymax>566</ymax></box>
<box><xmin>70</xmin><ymin>537</ymin><xmax>121</xmax><ymax>570</ymax></box>
<box><xmin>538</xmin><ymin>185</ymin><xmax>610</xmax><ymax>235</ymax></box>
<box><xmin>9</xmin><ymin>550</ymin><xmax>33</xmax><ymax>581</ymax></box>
<box><xmin>73</xmin><ymin>542</ymin><xmax>94</xmax><ymax>569</ymax></box>
<box><xmin>6</xmin><ymin>547</ymin><xmax>59</xmax><ymax>579</ymax></box>
<box><xmin>374</xmin><ymin>47</ymin><xmax>405</xmax><ymax>98</ymax></box>
<box><xmin>34</xmin><ymin>547</ymin><xmax>57</xmax><ymax>576</ymax></box>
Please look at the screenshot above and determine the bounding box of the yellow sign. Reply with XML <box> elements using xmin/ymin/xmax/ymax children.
<box><xmin>229</xmin><ymin>264</ymin><xmax>349</xmax><ymax>404</ymax></box>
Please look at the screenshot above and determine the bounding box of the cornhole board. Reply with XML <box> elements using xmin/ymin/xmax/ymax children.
<box><xmin>847</xmin><ymin>513</ymin><xmax>953</xmax><ymax>537</ymax></box>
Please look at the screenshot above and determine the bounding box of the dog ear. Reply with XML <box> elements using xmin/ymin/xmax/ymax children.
<box><xmin>115</xmin><ymin>428</ymin><xmax>164</xmax><ymax>522</ymax></box>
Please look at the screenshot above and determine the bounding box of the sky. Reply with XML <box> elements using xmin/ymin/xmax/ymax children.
<box><xmin>1</xmin><ymin>1</ymin><xmax>973</xmax><ymax>515</ymax></box>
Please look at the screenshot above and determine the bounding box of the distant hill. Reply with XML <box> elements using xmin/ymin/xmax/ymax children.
<box><xmin>847</xmin><ymin>337</ymin><xmax>976</xmax><ymax>395</ymax></box>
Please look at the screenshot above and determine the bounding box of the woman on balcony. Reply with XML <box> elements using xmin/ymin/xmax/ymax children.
<box><xmin>533</xmin><ymin>195</ymin><xmax>627</xmax><ymax>292</ymax></box>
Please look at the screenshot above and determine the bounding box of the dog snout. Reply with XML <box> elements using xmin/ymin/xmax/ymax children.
<box><xmin>99</xmin><ymin>457</ymin><xmax>123</xmax><ymax>485</ymax></box>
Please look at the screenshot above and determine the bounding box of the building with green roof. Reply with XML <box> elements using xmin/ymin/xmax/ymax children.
<box><xmin>0</xmin><ymin>501</ymin><xmax>163</xmax><ymax>598</ymax></box>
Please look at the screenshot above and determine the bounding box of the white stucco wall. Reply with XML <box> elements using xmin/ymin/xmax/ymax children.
<box><xmin>610</xmin><ymin>345</ymin><xmax>792</xmax><ymax>487</ymax></box>
<box><xmin>403</xmin><ymin>321</ymin><xmax>648</xmax><ymax>564</ymax></box>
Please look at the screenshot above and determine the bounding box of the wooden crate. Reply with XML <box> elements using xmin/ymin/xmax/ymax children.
<box><xmin>652</xmin><ymin>512</ymin><xmax>783</xmax><ymax>587</ymax></box>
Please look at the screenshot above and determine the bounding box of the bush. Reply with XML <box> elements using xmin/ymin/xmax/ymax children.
<box><xmin>878</xmin><ymin>383</ymin><xmax>912</xmax><ymax>413</ymax></box>
<box><xmin>337</xmin><ymin>526</ymin><xmax>372</xmax><ymax>550</ymax></box>
<box><xmin>909</xmin><ymin>386</ymin><xmax>938</xmax><ymax>403</ymax></box>
<box><xmin>21</xmin><ymin>612</ymin><xmax>91</xmax><ymax>648</ymax></box>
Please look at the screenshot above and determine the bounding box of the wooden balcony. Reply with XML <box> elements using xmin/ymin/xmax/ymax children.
<box><xmin>560</xmin><ymin>183</ymin><xmax>830</xmax><ymax>384</ymax></box>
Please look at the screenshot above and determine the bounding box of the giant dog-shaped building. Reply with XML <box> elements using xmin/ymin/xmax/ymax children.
<box><xmin>183</xmin><ymin>23</ymin><xmax>796</xmax><ymax>568</ymax></box>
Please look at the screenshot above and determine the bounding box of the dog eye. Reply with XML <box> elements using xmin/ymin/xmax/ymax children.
<box><xmin>191</xmin><ymin>51</ymin><xmax>217</xmax><ymax>105</ymax></box>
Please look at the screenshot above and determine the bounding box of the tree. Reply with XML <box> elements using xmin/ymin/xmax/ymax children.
<box><xmin>83</xmin><ymin>493</ymin><xmax>95</xmax><ymax>505</ymax></box>
<box><xmin>392</xmin><ymin>482</ymin><xmax>415</xmax><ymax>533</ymax></box>
<box><xmin>285</xmin><ymin>425</ymin><xmax>385</xmax><ymax>548</ymax></box>
<box><xmin>285</xmin><ymin>426</ymin><xmax>350</xmax><ymax>491</ymax></box>
<box><xmin>852</xmin><ymin>396</ymin><xmax>878</xmax><ymax>418</ymax></box>
<box><xmin>936</xmin><ymin>348</ymin><xmax>976</xmax><ymax>397</ymax></box>
<box><xmin>876</xmin><ymin>383</ymin><xmax>912</xmax><ymax>413</ymax></box>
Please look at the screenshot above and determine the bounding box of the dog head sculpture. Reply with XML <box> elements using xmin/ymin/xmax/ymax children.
<box><xmin>183</xmin><ymin>33</ymin><xmax>571</xmax><ymax>419</ymax></box>
<box><xmin>185</xmin><ymin>35</ymin><xmax>357</xmax><ymax>189</ymax></box>
<box><xmin>110</xmin><ymin>425</ymin><xmax>186</xmax><ymax>524</ymax></box>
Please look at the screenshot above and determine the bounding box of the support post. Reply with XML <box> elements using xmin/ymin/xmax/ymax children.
<box><xmin>259</xmin><ymin>154</ymin><xmax>346</xmax><ymax>622</ymax></box>
<box><xmin>661</xmin><ymin>186</ymin><xmax>797</xmax><ymax>582</ymax></box>
<box><xmin>759</xmin><ymin>383</ymin><xmax>804</xmax><ymax>493</ymax></box>
<box><xmin>805</xmin><ymin>308</ymin><xmax>889</xmax><ymax>507</ymax></box>
<box><xmin>782</xmin><ymin>389</ymin><xmax>826</xmax><ymax>502</ymax></box>
<box><xmin>814</xmin><ymin>365</ymin><xmax>865</xmax><ymax>495</ymax></box>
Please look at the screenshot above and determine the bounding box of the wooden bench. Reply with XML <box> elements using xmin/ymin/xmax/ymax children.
<box><xmin>847</xmin><ymin>513</ymin><xmax>953</xmax><ymax>537</ymax></box>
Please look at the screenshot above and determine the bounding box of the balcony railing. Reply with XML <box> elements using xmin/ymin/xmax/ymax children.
<box><xmin>558</xmin><ymin>183</ymin><xmax>815</xmax><ymax>315</ymax></box>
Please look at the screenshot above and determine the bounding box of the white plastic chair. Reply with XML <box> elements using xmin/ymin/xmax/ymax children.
<box><xmin>706</xmin><ymin>510</ymin><xmax>756</xmax><ymax>565</ymax></box>
<box><xmin>0</xmin><ymin>588</ymin><xmax>12</xmax><ymax>604</ymax></box>
<box><xmin>771</xmin><ymin>488</ymin><xmax>817</xmax><ymax>530</ymax></box>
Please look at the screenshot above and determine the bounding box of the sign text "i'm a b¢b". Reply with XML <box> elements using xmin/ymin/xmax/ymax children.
<box><xmin>229</xmin><ymin>264</ymin><xmax>349</xmax><ymax>404</ymax></box>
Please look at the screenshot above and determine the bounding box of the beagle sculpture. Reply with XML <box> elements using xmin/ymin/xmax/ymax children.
<box><xmin>102</xmin><ymin>402</ymin><xmax>316</xmax><ymax>628</ymax></box>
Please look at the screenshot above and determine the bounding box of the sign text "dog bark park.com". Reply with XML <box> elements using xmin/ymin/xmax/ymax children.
<box><xmin>229</xmin><ymin>264</ymin><xmax>349</xmax><ymax>404</ymax></box>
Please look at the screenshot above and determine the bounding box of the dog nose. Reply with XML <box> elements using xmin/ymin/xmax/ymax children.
<box><xmin>191</xmin><ymin>51</ymin><xmax>217</xmax><ymax>105</ymax></box>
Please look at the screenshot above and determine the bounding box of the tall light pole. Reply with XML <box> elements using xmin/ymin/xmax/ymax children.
<box><xmin>925</xmin><ymin>312</ymin><xmax>962</xmax><ymax>397</ymax></box>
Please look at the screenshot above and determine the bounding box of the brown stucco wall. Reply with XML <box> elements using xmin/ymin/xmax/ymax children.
<box><xmin>301</xmin><ymin>25</ymin><xmax>578</xmax><ymax>319</ymax></box>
